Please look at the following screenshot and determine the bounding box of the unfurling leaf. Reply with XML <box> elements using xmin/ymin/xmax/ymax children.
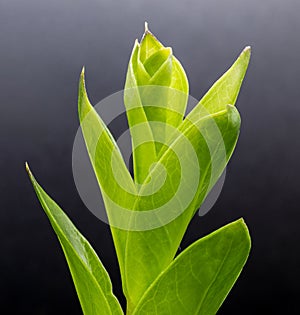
<box><xmin>124</xmin><ymin>23</ymin><xmax>189</xmax><ymax>183</ymax></box>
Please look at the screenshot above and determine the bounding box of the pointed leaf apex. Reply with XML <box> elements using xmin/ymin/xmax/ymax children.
<box><xmin>241</xmin><ymin>46</ymin><xmax>251</xmax><ymax>59</ymax></box>
<box><xmin>25</xmin><ymin>161</ymin><xmax>30</xmax><ymax>174</ymax></box>
<box><xmin>144</xmin><ymin>21</ymin><xmax>149</xmax><ymax>33</ymax></box>
<box><xmin>79</xmin><ymin>67</ymin><xmax>87</xmax><ymax>92</ymax></box>
<box><xmin>25</xmin><ymin>162</ymin><xmax>35</xmax><ymax>186</ymax></box>
<box><xmin>80</xmin><ymin>67</ymin><xmax>86</xmax><ymax>85</ymax></box>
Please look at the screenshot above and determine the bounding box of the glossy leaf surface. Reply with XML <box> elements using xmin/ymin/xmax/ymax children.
<box><xmin>132</xmin><ymin>219</ymin><xmax>251</xmax><ymax>315</ymax></box>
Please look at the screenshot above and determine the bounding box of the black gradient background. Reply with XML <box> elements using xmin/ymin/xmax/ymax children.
<box><xmin>1</xmin><ymin>0</ymin><xmax>299</xmax><ymax>314</ymax></box>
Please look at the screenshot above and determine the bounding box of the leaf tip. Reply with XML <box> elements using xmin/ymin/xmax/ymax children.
<box><xmin>237</xmin><ymin>217</ymin><xmax>246</xmax><ymax>224</ymax></box>
<box><xmin>235</xmin><ymin>217</ymin><xmax>251</xmax><ymax>245</ymax></box>
<box><xmin>81</xmin><ymin>66</ymin><xmax>85</xmax><ymax>76</ymax></box>
<box><xmin>228</xmin><ymin>218</ymin><xmax>249</xmax><ymax>233</ymax></box>
<box><xmin>79</xmin><ymin>66</ymin><xmax>87</xmax><ymax>94</ymax></box>
<box><xmin>25</xmin><ymin>162</ymin><xmax>34</xmax><ymax>183</ymax></box>
<box><xmin>244</xmin><ymin>45</ymin><xmax>251</xmax><ymax>52</ymax></box>
<box><xmin>25</xmin><ymin>161</ymin><xmax>30</xmax><ymax>174</ymax></box>
<box><xmin>141</xmin><ymin>21</ymin><xmax>157</xmax><ymax>44</ymax></box>
<box><xmin>80</xmin><ymin>67</ymin><xmax>86</xmax><ymax>85</ymax></box>
<box><xmin>240</xmin><ymin>46</ymin><xmax>251</xmax><ymax>61</ymax></box>
<box><xmin>144</xmin><ymin>21</ymin><xmax>149</xmax><ymax>33</ymax></box>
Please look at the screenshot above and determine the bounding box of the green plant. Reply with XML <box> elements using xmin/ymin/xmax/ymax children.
<box><xmin>26</xmin><ymin>23</ymin><xmax>251</xmax><ymax>314</ymax></box>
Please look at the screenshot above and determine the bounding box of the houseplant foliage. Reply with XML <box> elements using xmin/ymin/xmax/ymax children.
<box><xmin>26</xmin><ymin>23</ymin><xmax>251</xmax><ymax>314</ymax></box>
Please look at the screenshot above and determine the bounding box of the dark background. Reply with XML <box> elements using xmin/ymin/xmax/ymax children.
<box><xmin>1</xmin><ymin>0</ymin><xmax>299</xmax><ymax>314</ymax></box>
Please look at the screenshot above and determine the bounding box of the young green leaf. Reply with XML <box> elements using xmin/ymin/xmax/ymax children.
<box><xmin>26</xmin><ymin>163</ymin><xmax>124</xmax><ymax>315</ymax></box>
<box><xmin>132</xmin><ymin>219</ymin><xmax>251</xmax><ymax>315</ymax></box>
<box><xmin>124</xmin><ymin>23</ymin><xmax>189</xmax><ymax>182</ymax></box>
<box><xmin>78</xmin><ymin>68</ymin><xmax>138</xmax><ymax>297</ymax></box>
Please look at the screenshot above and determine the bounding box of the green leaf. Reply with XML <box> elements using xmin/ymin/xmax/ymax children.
<box><xmin>132</xmin><ymin>219</ymin><xmax>251</xmax><ymax>315</ymax></box>
<box><xmin>78</xmin><ymin>68</ymin><xmax>137</xmax><ymax>298</ymax></box>
<box><xmin>187</xmin><ymin>46</ymin><xmax>251</xmax><ymax>120</ymax></box>
<box><xmin>26</xmin><ymin>163</ymin><xmax>124</xmax><ymax>315</ymax></box>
